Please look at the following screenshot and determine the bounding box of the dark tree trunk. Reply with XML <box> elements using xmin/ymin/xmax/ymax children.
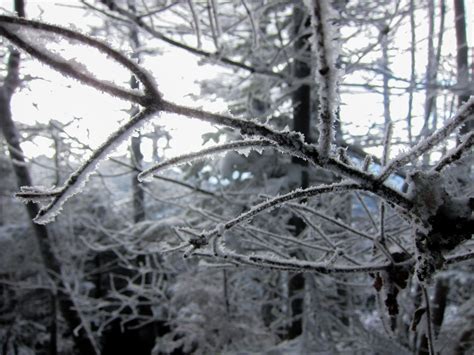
<box><xmin>49</xmin><ymin>294</ymin><xmax>58</xmax><ymax>355</ymax></box>
<box><xmin>454</xmin><ymin>0</ymin><xmax>472</xmax><ymax>146</ymax></box>
<box><xmin>0</xmin><ymin>2</ymin><xmax>97</xmax><ymax>353</ymax></box>
<box><xmin>0</xmin><ymin>57</ymin><xmax>97</xmax><ymax>355</ymax></box>
<box><xmin>452</xmin><ymin>4</ymin><xmax>473</xmax><ymax>354</ymax></box>
<box><xmin>454</xmin><ymin>0</ymin><xmax>469</xmax><ymax>107</ymax></box>
<box><xmin>431</xmin><ymin>278</ymin><xmax>448</xmax><ymax>338</ymax></box>
<box><xmin>287</xmin><ymin>1</ymin><xmax>312</xmax><ymax>340</ymax></box>
<box><xmin>131</xmin><ymin>133</ymin><xmax>145</xmax><ymax>222</ymax></box>
<box><xmin>129</xmin><ymin>13</ymin><xmax>146</xmax><ymax>223</ymax></box>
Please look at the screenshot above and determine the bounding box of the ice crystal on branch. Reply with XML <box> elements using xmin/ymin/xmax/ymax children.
<box><xmin>306</xmin><ymin>0</ymin><xmax>340</xmax><ymax>159</ymax></box>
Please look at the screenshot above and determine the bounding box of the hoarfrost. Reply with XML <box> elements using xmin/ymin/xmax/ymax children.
<box><xmin>138</xmin><ymin>139</ymin><xmax>276</xmax><ymax>182</ymax></box>
<box><xmin>33</xmin><ymin>108</ymin><xmax>157</xmax><ymax>224</ymax></box>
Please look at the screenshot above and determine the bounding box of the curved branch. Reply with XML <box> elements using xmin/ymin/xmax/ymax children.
<box><xmin>198</xmin><ymin>246</ymin><xmax>401</xmax><ymax>274</ymax></box>
<box><xmin>432</xmin><ymin>131</ymin><xmax>474</xmax><ymax>172</ymax></box>
<box><xmin>161</xmin><ymin>100</ymin><xmax>413</xmax><ymax>210</ymax></box>
<box><xmin>0</xmin><ymin>15</ymin><xmax>161</xmax><ymax>103</ymax></box>
<box><xmin>195</xmin><ymin>245</ymin><xmax>474</xmax><ymax>274</ymax></box>
<box><xmin>378</xmin><ymin>97</ymin><xmax>474</xmax><ymax>181</ymax></box>
<box><xmin>30</xmin><ymin>107</ymin><xmax>158</xmax><ymax>224</ymax></box>
<box><xmin>138</xmin><ymin>139</ymin><xmax>276</xmax><ymax>182</ymax></box>
<box><xmin>189</xmin><ymin>181</ymin><xmax>360</xmax><ymax>248</ymax></box>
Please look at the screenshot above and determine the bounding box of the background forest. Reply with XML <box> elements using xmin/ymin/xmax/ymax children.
<box><xmin>0</xmin><ymin>0</ymin><xmax>473</xmax><ymax>354</ymax></box>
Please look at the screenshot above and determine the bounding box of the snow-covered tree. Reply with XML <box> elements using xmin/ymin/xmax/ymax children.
<box><xmin>0</xmin><ymin>0</ymin><xmax>472</xmax><ymax>354</ymax></box>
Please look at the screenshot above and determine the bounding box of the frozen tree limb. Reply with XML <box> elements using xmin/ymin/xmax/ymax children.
<box><xmin>161</xmin><ymin>100</ymin><xmax>413</xmax><ymax>210</ymax></box>
<box><xmin>0</xmin><ymin>15</ymin><xmax>161</xmax><ymax>104</ymax></box>
<box><xmin>30</xmin><ymin>107</ymin><xmax>158</xmax><ymax>224</ymax></box>
<box><xmin>200</xmin><ymin>242</ymin><xmax>408</xmax><ymax>274</ymax></box>
<box><xmin>187</xmin><ymin>181</ymin><xmax>359</xmax><ymax>249</ymax></box>
<box><xmin>378</xmin><ymin>97</ymin><xmax>474</xmax><ymax>182</ymax></box>
<box><xmin>97</xmin><ymin>0</ymin><xmax>286</xmax><ymax>79</ymax></box>
<box><xmin>138</xmin><ymin>139</ymin><xmax>277</xmax><ymax>182</ymax></box>
<box><xmin>307</xmin><ymin>0</ymin><xmax>339</xmax><ymax>159</ymax></box>
<box><xmin>195</xmin><ymin>246</ymin><xmax>474</xmax><ymax>276</ymax></box>
<box><xmin>0</xmin><ymin>16</ymin><xmax>412</xmax><ymax>218</ymax></box>
<box><xmin>2</xmin><ymin>16</ymin><xmax>471</xmax><ymax>284</ymax></box>
<box><xmin>431</xmin><ymin>131</ymin><xmax>474</xmax><ymax>172</ymax></box>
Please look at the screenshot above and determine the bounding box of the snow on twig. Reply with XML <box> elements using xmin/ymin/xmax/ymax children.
<box><xmin>0</xmin><ymin>15</ymin><xmax>161</xmax><ymax>105</ymax></box>
<box><xmin>202</xmin><ymin>240</ymin><xmax>474</xmax><ymax>274</ymax></box>
<box><xmin>161</xmin><ymin>100</ymin><xmax>413</xmax><ymax>210</ymax></box>
<box><xmin>30</xmin><ymin>107</ymin><xmax>158</xmax><ymax>224</ymax></box>
<box><xmin>205</xmin><ymin>243</ymin><xmax>403</xmax><ymax>274</ymax></box>
<box><xmin>188</xmin><ymin>181</ymin><xmax>359</xmax><ymax>249</ymax></box>
<box><xmin>161</xmin><ymin>100</ymin><xmax>314</xmax><ymax>161</ymax></box>
<box><xmin>378</xmin><ymin>97</ymin><xmax>474</xmax><ymax>181</ymax></box>
<box><xmin>137</xmin><ymin>139</ymin><xmax>277</xmax><ymax>182</ymax></box>
<box><xmin>95</xmin><ymin>1</ymin><xmax>286</xmax><ymax>79</ymax></box>
<box><xmin>2</xmin><ymin>16</ymin><xmax>412</xmax><ymax>224</ymax></box>
<box><xmin>16</xmin><ymin>186</ymin><xmax>61</xmax><ymax>203</ymax></box>
<box><xmin>307</xmin><ymin>0</ymin><xmax>339</xmax><ymax>159</ymax></box>
<box><xmin>431</xmin><ymin>131</ymin><xmax>474</xmax><ymax>172</ymax></box>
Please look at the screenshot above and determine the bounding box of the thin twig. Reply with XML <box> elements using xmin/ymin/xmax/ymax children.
<box><xmin>378</xmin><ymin>97</ymin><xmax>474</xmax><ymax>182</ymax></box>
<box><xmin>138</xmin><ymin>139</ymin><xmax>276</xmax><ymax>182</ymax></box>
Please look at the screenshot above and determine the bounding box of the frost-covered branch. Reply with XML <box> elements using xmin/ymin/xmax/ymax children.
<box><xmin>432</xmin><ymin>131</ymin><xmax>474</xmax><ymax>172</ymax></box>
<box><xmin>161</xmin><ymin>100</ymin><xmax>413</xmax><ymax>210</ymax></box>
<box><xmin>378</xmin><ymin>97</ymin><xmax>474</xmax><ymax>181</ymax></box>
<box><xmin>200</xmin><ymin>243</ymin><xmax>405</xmax><ymax>274</ymax></box>
<box><xmin>138</xmin><ymin>139</ymin><xmax>276</xmax><ymax>182</ymax></box>
<box><xmin>187</xmin><ymin>181</ymin><xmax>359</xmax><ymax>249</ymax></box>
<box><xmin>96</xmin><ymin>0</ymin><xmax>286</xmax><ymax>79</ymax></box>
<box><xmin>307</xmin><ymin>0</ymin><xmax>339</xmax><ymax>159</ymax></box>
<box><xmin>0</xmin><ymin>16</ymin><xmax>413</xmax><ymax>222</ymax></box>
<box><xmin>26</xmin><ymin>107</ymin><xmax>158</xmax><ymax>224</ymax></box>
<box><xmin>0</xmin><ymin>15</ymin><xmax>161</xmax><ymax>105</ymax></box>
<box><xmin>196</xmin><ymin>244</ymin><xmax>474</xmax><ymax>275</ymax></box>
